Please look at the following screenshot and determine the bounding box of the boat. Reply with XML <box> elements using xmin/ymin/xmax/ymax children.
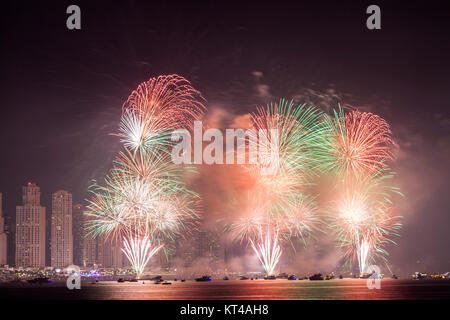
<box><xmin>309</xmin><ymin>274</ymin><xmax>324</xmax><ymax>280</ymax></box>
<box><xmin>339</xmin><ymin>275</ymin><xmax>343</xmax><ymax>279</ymax></box>
<box><xmin>325</xmin><ymin>275</ymin><xmax>334</xmax><ymax>280</ymax></box>
<box><xmin>288</xmin><ymin>275</ymin><xmax>297</xmax><ymax>280</ymax></box>
<box><xmin>223</xmin><ymin>276</ymin><xmax>229</xmax><ymax>280</ymax></box>
<box><xmin>195</xmin><ymin>276</ymin><xmax>211</xmax><ymax>282</ymax></box>
<box><xmin>28</xmin><ymin>277</ymin><xmax>51</xmax><ymax>284</ymax></box>
<box><xmin>129</xmin><ymin>279</ymin><xmax>138</xmax><ymax>282</ymax></box>
<box><xmin>162</xmin><ymin>281</ymin><xmax>171</xmax><ymax>285</ymax></box>
<box><xmin>264</xmin><ymin>275</ymin><xmax>276</xmax><ymax>280</ymax></box>
<box><xmin>181</xmin><ymin>279</ymin><xmax>186</xmax><ymax>282</ymax></box>
<box><xmin>392</xmin><ymin>274</ymin><xmax>398</xmax><ymax>279</ymax></box>
<box><xmin>239</xmin><ymin>276</ymin><xmax>249</xmax><ymax>280</ymax></box>
<box><xmin>117</xmin><ymin>278</ymin><xmax>125</xmax><ymax>283</ymax></box>
<box><xmin>149</xmin><ymin>276</ymin><xmax>162</xmax><ymax>281</ymax></box>
<box><xmin>412</xmin><ymin>272</ymin><xmax>427</xmax><ymax>280</ymax></box>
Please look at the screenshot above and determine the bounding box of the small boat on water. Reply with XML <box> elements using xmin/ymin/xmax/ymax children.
<box><xmin>309</xmin><ymin>274</ymin><xmax>324</xmax><ymax>280</ymax></box>
<box><xmin>162</xmin><ymin>281</ymin><xmax>171</xmax><ymax>285</ymax></box>
<box><xmin>28</xmin><ymin>277</ymin><xmax>52</xmax><ymax>284</ymax></box>
<box><xmin>195</xmin><ymin>276</ymin><xmax>211</xmax><ymax>282</ymax></box>
<box><xmin>117</xmin><ymin>278</ymin><xmax>125</xmax><ymax>283</ymax></box>
<box><xmin>223</xmin><ymin>276</ymin><xmax>229</xmax><ymax>280</ymax></box>
<box><xmin>239</xmin><ymin>276</ymin><xmax>249</xmax><ymax>280</ymax></box>
<box><xmin>288</xmin><ymin>275</ymin><xmax>297</xmax><ymax>280</ymax></box>
<box><xmin>264</xmin><ymin>275</ymin><xmax>276</xmax><ymax>280</ymax></box>
<box><xmin>325</xmin><ymin>275</ymin><xmax>334</xmax><ymax>280</ymax></box>
<box><xmin>129</xmin><ymin>279</ymin><xmax>138</xmax><ymax>282</ymax></box>
<box><xmin>181</xmin><ymin>279</ymin><xmax>186</xmax><ymax>282</ymax></box>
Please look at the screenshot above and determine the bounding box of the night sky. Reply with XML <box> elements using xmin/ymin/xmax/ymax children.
<box><xmin>1</xmin><ymin>0</ymin><xmax>449</xmax><ymax>274</ymax></box>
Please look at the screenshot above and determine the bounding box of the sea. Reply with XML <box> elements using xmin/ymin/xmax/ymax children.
<box><xmin>1</xmin><ymin>279</ymin><xmax>449</xmax><ymax>300</ymax></box>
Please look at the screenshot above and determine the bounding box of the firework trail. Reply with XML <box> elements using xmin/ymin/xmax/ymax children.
<box><xmin>250</xmin><ymin>227</ymin><xmax>282</xmax><ymax>276</ymax></box>
<box><xmin>87</xmin><ymin>74</ymin><xmax>203</xmax><ymax>276</ymax></box>
<box><xmin>227</xmin><ymin>211</ymin><xmax>282</xmax><ymax>276</ymax></box>
<box><xmin>121</xmin><ymin>233</ymin><xmax>163</xmax><ymax>276</ymax></box>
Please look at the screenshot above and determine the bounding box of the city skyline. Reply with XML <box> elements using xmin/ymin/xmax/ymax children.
<box><xmin>0</xmin><ymin>0</ymin><xmax>449</xmax><ymax>278</ymax></box>
<box><xmin>0</xmin><ymin>182</ymin><xmax>236</xmax><ymax>271</ymax></box>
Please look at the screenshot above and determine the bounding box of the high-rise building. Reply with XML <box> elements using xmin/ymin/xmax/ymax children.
<box><xmin>174</xmin><ymin>229</ymin><xmax>223</xmax><ymax>268</ymax></box>
<box><xmin>72</xmin><ymin>204</ymin><xmax>84</xmax><ymax>266</ymax></box>
<box><xmin>196</xmin><ymin>229</ymin><xmax>222</xmax><ymax>263</ymax></box>
<box><xmin>98</xmin><ymin>235</ymin><xmax>124</xmax><ymax>268</ymax></box>
<box><xmin>51</xmin><ymin>190</ymin><xmax>73</xmax><ymax>268</ymax></box>
<box><xmin>0</xmin><ymin>193</ymin><xmax>7</xmax><ymax>265</ymax></box>
<box><xmin>15</xmin><ymin>183</ymin><xmax>46</xmax><ymax>267</ymax></box>
<box><xmin>82</xmin><ymin>214</ymin><xmax>97</xmax><ymax>267</ymax></box>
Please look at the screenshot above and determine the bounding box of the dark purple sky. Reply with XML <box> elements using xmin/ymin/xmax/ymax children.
<box><xmin>1</xmin><ymin>0</ymin><xmax>449</xmax><ymax>274</ymax></box>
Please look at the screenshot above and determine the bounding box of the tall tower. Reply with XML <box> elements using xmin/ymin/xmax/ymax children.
<box><xmin>82</xmin><ymin>214</ymin><xmax>97</xmax><ymax>267</ymax></box>
<box><xmin>98</xmin><ymin>235</ymin><xmax>124</xmax><ymax>268</ymax></box>
<box><xmin>72</xmin><ymin>204</ymin><xmax>84</xmax><ymax>266</ymax></box>
<box><xmin>15</xmin><ymin>183</ymin><xmax>46</xmax><ymax>267</ymax></box>
<box><xmin>51</xmin><ymin>190</ymin><xmax>73</xmax><ymax>268</ymax></box>
<box><xmin>0</xmin><ymin>193</ymin><xmax>7</xmax><ymax>265</ymax></box>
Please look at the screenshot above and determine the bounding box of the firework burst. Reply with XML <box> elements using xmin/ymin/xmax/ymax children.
<box><xmin>87</xmin><ymin>74</ymin><xmax>203</xmax><ymax>276</ymax></box>
<box><xmin>327</xmin><ymin>170</ymin><xmax>402</xmax><ymax>275</ymax></box>
<box><xmin>321</xmin><ymin>107</ymin><xmax>395</xmax><ymax>178</ymax></box>
<box><xmin>118</xmin><ymin>74</ymin><xmax>206</xmax><ymax>152</ymax></box>
<box><xmin>248</xmin><ymin>99</ymin><xmax>329</xmax><ymax>193</ymax></box>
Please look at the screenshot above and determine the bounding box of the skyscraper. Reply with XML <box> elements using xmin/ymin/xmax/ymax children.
<box><xmin>15</xmin><ymin>183</ymin><xmax>46</xmax><ymax>267</ymax></box>
<box><xmin>98</xmin><ymin>235</ymin><xmax>124</xmax><ymax>268</ymax></box>
<box><xmin>82</xmin><ymin>214</ymin><xmax>97</xmax><ymax>267</ymax></box>
<box><xmin>51</xmin><ymin>190</ymin><xmax>73</xmax><ymax>268</ymax></box>
<box><xmin>196</xmin><ymin>229</ymin><xmax>222</xmax><ymax>263</ymax></box>
<box><xmin>72</xmin><ymin>204</ymin><xmax>84</xmax><ymax>266</ymax></box>
<box><xmin>0</xmin><ymin>193</ymin><xmax>7</xmax><ymax>265</ymax></box>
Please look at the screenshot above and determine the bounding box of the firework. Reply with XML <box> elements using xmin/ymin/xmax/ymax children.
<box><xmin>250</xmin><ymin>227</ymin><xmax>282</xmax><ymax>276</ymax></box>
<box><xmin>248</xmin><ymin>99</ymin><xmax>329</xmax><ymax>194</ymax></box>
<box><xmin>321</xmin><ymin>107</ymin><xmax>395</xmax><ymax>178</ymax></box>
<box><xmin>327</xmin><ymin>170</ymin><xmax>402</xmax><ymax>275</ymax></box>
<box><xmin>276</xmin><ymin>193</ymin><xmax>321</xmax><ymax>246</ymax></box>
<box><xmin>118</xmin><ymin>74</ymin><xmax>206</xmax><ymax>152</ymax></box>
<box><xmin>225</xmin><ymin>100</ymin><xmax>325</xmax><ymax>275</ymax></box>
<box><xmin>121</xmin><ymin>232</ymin><xmax>163</xmax><ymax>277</ymax></box>
<box><xmin>87</xmin><ymin>74</ymin><xmax>203</xmax><ymax>276</ymax></box>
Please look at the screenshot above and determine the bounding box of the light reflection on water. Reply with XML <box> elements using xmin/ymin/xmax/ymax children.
<box><xmin>15</xmin><ymin>279</ymin><xmax>447</xmax><ymax>300</ymax></box>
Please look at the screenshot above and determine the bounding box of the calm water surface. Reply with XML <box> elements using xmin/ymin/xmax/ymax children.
<box><xmin>1</xmin><ymin>279</ymin><xmax>449</xmax><ymax>300</ymax></box>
